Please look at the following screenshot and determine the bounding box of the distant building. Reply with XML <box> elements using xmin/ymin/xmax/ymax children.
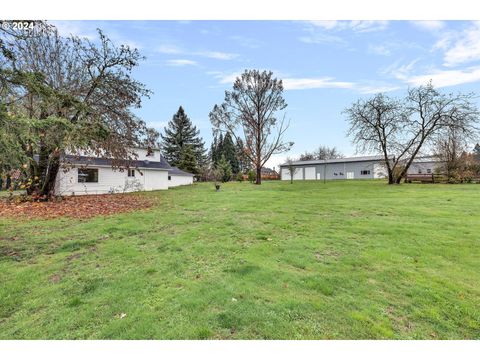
<box><xmin>261</xmin><ymin>167</ymin><xmax>279</xmax><ymax>180</ymax></box>
<box><xmin>279</xmin><ymin>155</ymin><xmax>443</xmax><ymax>181</ymax></box>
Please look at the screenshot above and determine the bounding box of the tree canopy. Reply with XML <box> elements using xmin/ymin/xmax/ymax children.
<box><xmin>0</xmin><ymin>22</ymin><xmax>158</xmax><ymax>196</ymax></box>
<box><xmin>160</xmin><ymin>106</ymin><xmax>206</xmax><ymax>174</ymax></box>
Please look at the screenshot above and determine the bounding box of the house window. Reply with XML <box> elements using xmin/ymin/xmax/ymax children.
<box><xmin>78</xmin><ymin>168</ymin><xmax>98</xmax><ymax>183</ymax></box>
<box><xmin>360</xmin><ymin>170</ymin><xmax>371</xmax><ymax>175</ymax></box>
<box><xmin>128</xmin><ymin>169</ymin><xmax>135</xmax><ymax>177</ymax></box>
<box><xmin>168</xmin><ymin>176</ymin><xmax>171</xmax><ymax>181</ymax></box>
<box><xmin>427</xmin><ymin>169</ymin><xmax>432</xmax><ymax>174</ymax></box>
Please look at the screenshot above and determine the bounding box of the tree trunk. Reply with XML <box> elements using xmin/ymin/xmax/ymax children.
<box><xmin>255</xmin><ymin>166</ymin><xmax>262</xmax><ymax>185</ymax></box>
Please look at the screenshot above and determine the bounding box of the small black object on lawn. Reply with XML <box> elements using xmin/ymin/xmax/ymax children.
<box><xmin>215</xmin><ymin>183</ymin><xmax>221</xmax><ymax>191</ymax></box>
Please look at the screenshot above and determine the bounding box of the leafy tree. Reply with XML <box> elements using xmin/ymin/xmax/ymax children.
<box><xmin>247</xmin><ymin>170</ymin><xmax>256</xmax><ymax>183</ymax></box>
<box><xmin>216</xmin><ymin>154</ymin><xmax>232</xmax><ymax>182</ymax></box>
<box><xmin>1</xmin><ymin>22</ymin><xmax>158</xmax><ymax>197</ymax></box>
<box><xmin>210</xmin><ymin>69</ymin><xmax>293</xmax><ymax>185</ymax></box>
<box><xmin>177</xmin><ymin>145</ymin><xmax>198</xmax><ymax>175</ymax></box>
<box><xmin>161</xmin><ymin>106</ymin><xmax>206</xmax><ymax>172</ymax></box>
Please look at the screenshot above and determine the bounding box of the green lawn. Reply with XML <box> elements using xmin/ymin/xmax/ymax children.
<box><xmin>1</xmin><ymin>180</ymin><xmax>479</xmax><ymax>339</ymax></box>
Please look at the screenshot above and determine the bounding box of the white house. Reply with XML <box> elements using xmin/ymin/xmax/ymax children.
<box><xmin>54</xmin><ymin>147</ymin><xmax>194</xmax><ymax>196</ymax></box>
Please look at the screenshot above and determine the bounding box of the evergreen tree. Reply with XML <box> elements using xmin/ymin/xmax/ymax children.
<box><xmin>210</xmin><ymin>134</ymin><xmax>219</xmax><ymax>165</ymax></box>
<box><xmin>161</xmin><ymin>106</ymin><xmax>207</xmax><ymax>170</ymax></box>
<box><xmin>222</xmin><ymin>132</ymin><xmax>239</xmax><ymax>174</ymax></box>
<box><xmin>474</xmin><ymin>143</ymin><xmax>480</xmax><ymax>162</ymax></box>
<box><xmin>177</xmin><ymin>145</ymin><xmax>198</xmax><ymax>175</ymax></box>
<box><xmin>216</xmin><ymin>154</ymin><xmax>232</xmax><ymax>182</ymax></box>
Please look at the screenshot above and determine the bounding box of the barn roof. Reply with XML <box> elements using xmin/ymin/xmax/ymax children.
<box><xmin>279</xmin><ymin>155</ymin><xmax>385</xmax><ymax>167</ymax></box>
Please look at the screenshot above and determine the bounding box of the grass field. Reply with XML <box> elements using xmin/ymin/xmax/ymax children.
<box><xmin>0</xmin><ymin>180</ymin><xmax>479</xmax><ymax>339</ymax></box>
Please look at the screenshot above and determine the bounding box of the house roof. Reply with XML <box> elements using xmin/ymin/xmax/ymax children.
<box><xmin>62</xmin><ymin>155</ymin><xmax>172</xmax><ymax>170</ymax></box>
<box><xmin>280</xmin><ymin>155</ymin><xmax>385</xmax><ymax>167</ymax></box>
<box><xmin>168</xmin><ymin>167</ymin><xmax>194</xmax><ymax>176</ymax></box>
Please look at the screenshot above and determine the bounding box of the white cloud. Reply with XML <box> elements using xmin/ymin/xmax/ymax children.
<box><xmin>165</xmin><ymin>59</ymin><xmax>197</xmax><ymax>66</ymax></box>
<box><xmin>442</xmin><ymin>21</ymin><xmax>480</xmax><ymax>66</ymax></box>
<box><xmin>381</xmin><ymin>59</ymin><xmax>420</xmax><ymax>81</ymax></box>
<box><xmin>283</xmin><ymin>77</ymin><xmax>355</xmax><ymax>90</ymax></box>
<box><xmin>208</xmin><ymin>71</ymin><xmax>399</xmax><ymax>94</ymax></box>
<box><xmin>368</xmin><ymin>44</ymin><xmax>392</xmax><ymax>56</ymax></box>
<box><xmin>410</xmin><ymin>21</ymin><xmax>446</xmax><ymax>31</ymax></box>
<box><xmin>403</xmin><ymin>66</ymin><xmax>480</xmax><ymax>88</ymax></box>
<box><xmin>158</xmin><ymin>45</ymin><xmax>183</xmax><ymax>54</ymax></box>
<box><xmin>207</xmin><ymin>71</ymin><xmax>241</xmax><ymax>85</ymax></box>
<box><xmin>356</xmin><ymin>84</ymin><xmax>401</xmax><ymax>94</ymax></box>
<box><xmin>306</xmin><ymin>20</ymin><xmax>389</xmax><ymax>33</ymax></box>
<box><xmin>50</xmin><ymin>21</ymin><xmax>97</xmax><ymax>40</ymax></box>
<box><xmin>196</xmin><ymin>51</ymin><xmax>238</xmax><ymax>60</ymax></box>
<box><xmin>299</xmin><ymin>33</ymin><xmax>345</xmax><ymax>45</ymax></box>
<box><xmin>157</xmin><ymin>44</ymin><xmax>237</xmax><ymax>60</ymax></box>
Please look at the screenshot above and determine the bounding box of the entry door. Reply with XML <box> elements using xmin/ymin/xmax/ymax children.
<box><xmin>316</xmin><ymin>172</ymin><xmax>321</xmax><ymax>180</ymax></box>
<box><xmin>346</xmin><ymin>172</ymin><xmax>354</xmax><ymax>179</ymax></box>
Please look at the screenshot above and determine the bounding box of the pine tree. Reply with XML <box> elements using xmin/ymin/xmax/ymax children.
<box><xmin>222</xmin><ymin>132</ymin><xmax>239</xmax><ymax>174</ymax></box>
<box><xmin>474</xmin><ymin>143</ymin><xmax>480</xmax><ymax>162</ymax></box>
<box><xmin>216</xmin><ymin>154</ymin><xmax>232</xmax><ymax>182</ymax></box>
<box><xmin>160</xmin><ymin>106</ymin><xmax>207</xmax><ymax>171</ymax></box>
<box><xmin>177</xmin><ymin>145</ymin><xmax>198</xmax><ymax>175</ymax></box>
<box><xmin>210</xmin><ymin>134</ymin><xmax>219</xmax><ymax>166</ymax></box>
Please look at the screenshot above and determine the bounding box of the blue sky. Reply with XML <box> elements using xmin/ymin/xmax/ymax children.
<box><xmin>52</xmin><ymin>20</ymin><xmax>480</xmax><ymax>168</ymax></box>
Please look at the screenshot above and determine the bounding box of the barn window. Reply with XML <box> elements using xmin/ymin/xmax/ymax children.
<box><xmin>427</xmin><ymin>168</ymin><xmax>432</xmax><ymax>174</ymax></box>
<box><xmin>78</xmin><ymin>168</ymin><xmax>98</xmax><ymax>183</ymax></box>
<box><xmin>128</xmin><ymin>169</ymin><xmax>135</xmax><ymax>177</ymax></box>
<box><xmin>360</xmin><ymin>170</ymin><xmax>371</xmax><ymax>175</ymax></box>
<box><xmin>168</xmin><ymin>176</ymin><xmax>171</xmax><ymax>180</ymax></box>
<box><xmin>418</xmin><ymin>169</ymin><xmax>422</xmax><ymax>174</ymax></box>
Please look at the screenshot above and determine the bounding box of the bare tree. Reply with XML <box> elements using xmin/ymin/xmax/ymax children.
<box><xmin>284</xmin><ymin>157</ymin><xmax>298</xmax><ymax>184</ymax></box>
<box><xmin>345</xmin><ymin>83</ymin><xmax>480</xmax><ymax>184</ymax></box>
<box><xmin>209</xmin><ymin>70</ymin><xmax>293</xmax><ymax>185</ymax></box>
<box><xmin>397</xmin><ymin>83</ymin><xmax>479</xmax><ymax>183</ymax></box>
<box><xmin>299</xmin><ymin>145</ymin><xmax>343</xmax><ymax>161</ymax></box>
<box><xmin>345</xmin><ymin>93</ymin><xmax>405</xmax><ymax>184</ymax></box>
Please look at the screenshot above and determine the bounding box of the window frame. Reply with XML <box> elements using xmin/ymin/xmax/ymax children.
<box><xmin>78</xmin><ymin>168</ymin><xmax>98</xmax><ymax>183</ymax></box>
<box><xmin>128</xmin><ymin>169</ymin><xmax>135</xmax><ymax>178</ymax></box>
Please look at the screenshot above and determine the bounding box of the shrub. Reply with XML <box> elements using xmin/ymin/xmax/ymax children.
<box><xmin>247</xmin><ymin>170</ymin><xmax>256</xmax><ymax>183</ymax></box>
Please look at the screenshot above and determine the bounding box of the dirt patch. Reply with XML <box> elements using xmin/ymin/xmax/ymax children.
<box><xmin>0</xmin><ymin>193</ymin><xmax>154</xmax><ymax>220</ymax></box>
<box><xmin>49</xmin><ymin>274</ymin><xmax>61</xmax><ymax>283</ymax></box>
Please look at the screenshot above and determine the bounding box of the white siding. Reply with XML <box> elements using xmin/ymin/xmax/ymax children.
<box><xmin>168</xmin><ymin>175</ymin><xmax>193</xmax><ymax>187</ymax></box>
<box><xmin>55</xmin><ymin>166</ymin><xmax>168</xmax><ymax>195</ymax></box>
<box><xmin>304</xmin><ymin>167</ymin><xmax>316</xmax><ymax>180</ymax></box>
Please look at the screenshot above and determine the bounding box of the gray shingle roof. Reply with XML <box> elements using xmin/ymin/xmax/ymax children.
<box><xmin>279</xmin><ymin>155</ymin><xmax>385</xmax><ymax>167</ymax></box>
<box><xmin>62</xmin><ymin>155</ymin><xmax>172</xmax><ymax>170</ymax></box>
<box><xmin>168</xmin><ymin>167</ymin><xmax>194</xmax><ymax>176</ymax></box>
